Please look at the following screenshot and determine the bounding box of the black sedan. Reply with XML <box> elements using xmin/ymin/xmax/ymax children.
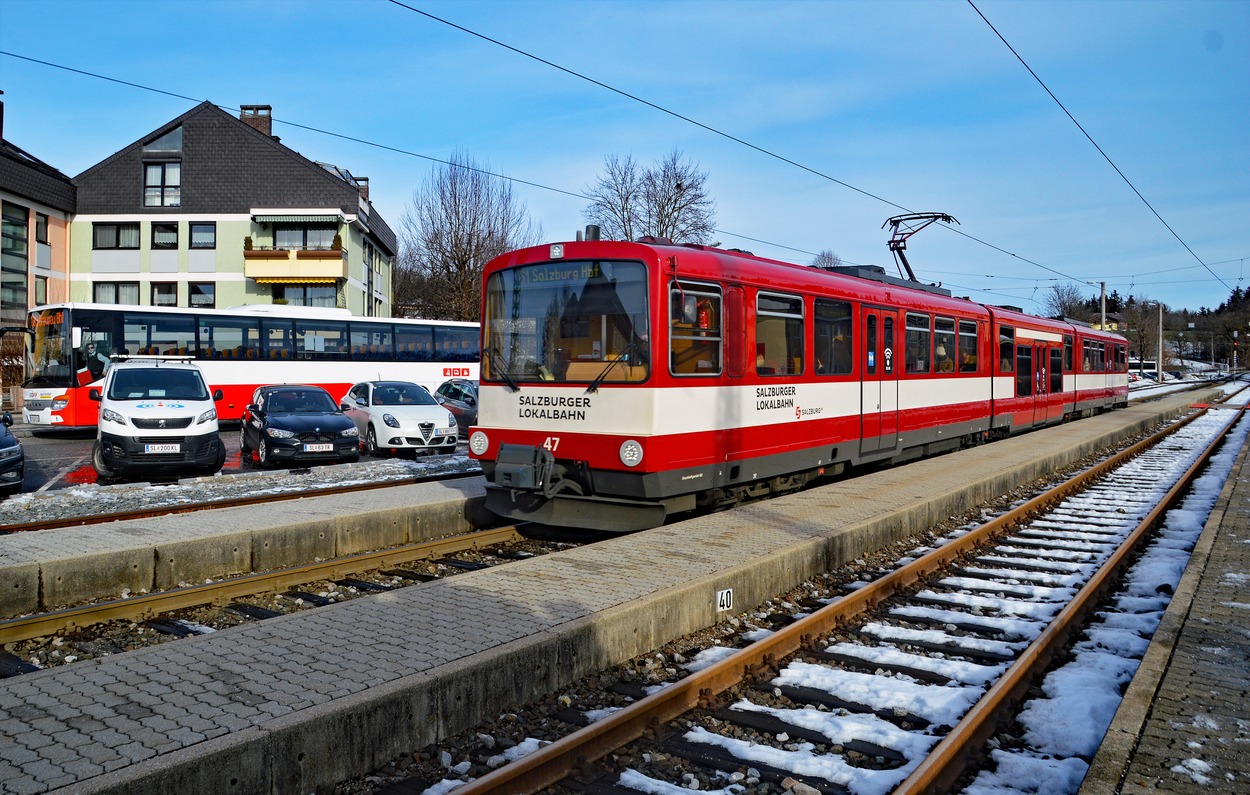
<box><xmin>240</xmin><ymin>385</ymin><xmax>360</xmax><ymax>468</ymax></box>
<box><xmin>435</xmin><ymin>378</ymin><xmax>478</xmax><ymax>436</ymax></box>
<box><xmin>0</xmin><ymin>412</ymin><xmax>23</xmax><ymax>497</ymax></box>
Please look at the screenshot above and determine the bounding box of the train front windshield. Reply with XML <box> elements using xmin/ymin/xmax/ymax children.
<box><xmin>483</xmin><ymin>260</ymin><xmax>649</xmax><ymax>385</ymax></box>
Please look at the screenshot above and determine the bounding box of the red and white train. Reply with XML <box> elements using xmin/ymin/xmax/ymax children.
<box><xmin>466</xmin><ymin>237</ymin><xmax>1128</xmax><ymax>532</ymax></box>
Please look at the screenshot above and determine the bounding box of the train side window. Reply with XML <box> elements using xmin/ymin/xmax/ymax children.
<box><xmin>999</xmin><ymin>326</ymin><xmax>1015</xmax><ymax>373</ymax></box>
<box><xmin>934</xmin><ymin>317</ymin><xmax>956</xmax><ymax>373</ymax></box>
<box><xmin>958</xmin><ymin>320</ymin><xmax>978</xmax><ymax>372</ymax></box>
<box><xmin>1016</xmin><ymin>344</ymin><xmax>1033</xmax><ymax>396</ymax></box>
<box><xmin>905</xmin><ymin>313</ymin><xmax>930</xmax><ymax>374</ymax></box>
<box><xmin>814</xmin><ymin>299</ymin><xmax>852</xmax><ymax>375</ymax></box>
<box><xmin>1063</xmin><ymin>335</ymin><xmax>1074</xmax><ymax>372</ymax></box>
<box><xmin>756</xmin><ymin>292</ymin><xmax>803</xmax><ymax>376</ymax></box>
<box><xmin>866</xmin><ymin>315</ymin><xmax>877</xmax><ymax>375</ymax></box>
<box><xmin>670</xmin><ymin>281</ymin><xmax>722</xmax><ymax>377</ymax></box>
<box><xmin>1050</xmin><ymin>348</ymin><xmax>1063</xmax><ymax>392</ymax></box>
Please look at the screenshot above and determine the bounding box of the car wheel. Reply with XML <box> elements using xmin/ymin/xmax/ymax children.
<box><xmin>92</xmin><ymin>440</ymin><xmax>117</xmax><ymax>481</ymax></box>
<box><xmin>211</xmin><ymin>443</ymin><xmax>226</xmax><ymax>475</ymax></box>
<box><xmin>258</xmin><ymin>438</ymin><xmax>272</xmax><ymax>468</ymax></box>
<box><xmin>239</xmin><ymin>425</ymin><xmax>251</xmax><ymax>458</ymax></box>
<box><xmin>365</xmin><ymin>426</ymin><xmax>379</xmax><ymax>457</ymax></box>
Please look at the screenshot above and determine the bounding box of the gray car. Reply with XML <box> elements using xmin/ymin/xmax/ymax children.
<box><xmin>435</xmin><ymin>378</ymin><xmax>478</xmax><ymax>436</ymax></box>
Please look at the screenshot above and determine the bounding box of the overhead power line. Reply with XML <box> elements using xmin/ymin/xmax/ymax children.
<box><xmin>387</xmin><ymin>1</ymin><xmax>1106</xmax><ymax>287</ymax></box>
<box><xmin>966</xmin><ymin>0</ymin><xmax>1232</xmax><ymax>294</ymax></box>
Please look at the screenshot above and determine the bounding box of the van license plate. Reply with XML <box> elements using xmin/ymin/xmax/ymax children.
<box><xmin>303</xmin><ymin>443</ymin><xmax>333</xmax><ymax>452</ymax></box>
<box><xmin>144</xmin><ymin>443</ymin><xmax>181</xmax><ymax>454</ymax></box>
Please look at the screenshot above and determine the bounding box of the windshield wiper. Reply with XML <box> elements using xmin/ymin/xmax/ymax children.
<box><xmin>485</xmin><ymin>346</ymin><xmax>520</xmax><ymax>393</ymax></box>
<box><xmin>585</xmin><ymin>341</ymin><xmax>643</xmax><ymax>394</ymax></box>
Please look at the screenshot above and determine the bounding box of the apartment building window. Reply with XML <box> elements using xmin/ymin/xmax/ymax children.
<box><xmin>152</xmin><ymin>222</ymin><xmax>178</xmax><ymax>249</ymax></box>
<box><xmin>275</xmin><ymin>224</ymin><xmax>335</xmax><ymax>250</ymax></box>
<box><xmin>93</xmin><ymin>223</ymin><xmax>140</xmax><ymax>249</ymax></box>
<box><xmin>190</xmin><ymin>223</ymin><xmax>216</xmax><ymax>249</ymax></box>
<box><xmin>190</xmin><ymin>282</ymin><xmax>215</xmax><ymax>309</ymax></box>
<box><xmin>152</xmin><ymin>283</ymin><xmax>178</xmax><ymax>307</ymax></box>
<box><xmin>273</xmin><ymin>284</ymin><xmax>335</xmax><ymax>308</ymax></box>
<box><xmin>35</xmin><ymin>214</ymin><xmax>48</xmax><ymax>244</ymax></box>
<box><xmin>95</xmin><ymin>282</ymin><xmax>140</xmax><ymax>305</ymax></box>
<box><xmin>36</xmin><ymin>276</ymin><xmax>48</xmax><ymax>305</ymax></box>
<box><xmin>144</xmin><ymin>162</ymin><xmax>181</xmax><ymax>207</ymax></box>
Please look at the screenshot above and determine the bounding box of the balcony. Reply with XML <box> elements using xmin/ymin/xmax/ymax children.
<box><xmin>243</xmin><ymin>246</ymin><xmax>348</xmax><ymax>283</ymax></box>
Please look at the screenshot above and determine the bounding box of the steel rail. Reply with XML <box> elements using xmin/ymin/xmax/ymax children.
<box><xmin>0</xmin><ymin>526</ymin><xmax>522</xmax><ymax>645</ymax></box>
<box><xmin>0</xmin><ymin>470</ymin><xmax>482</xmax><ymax>533</ymax></box>
<box><xmin>452</xmin><ymin>404</ymin><xmax>1223</xmax><ymax>794</ymax></box>
<box><xmin>894</xmin><ymin>402</ymin><xmax>1246</xmax><ymax>794</ymax></box>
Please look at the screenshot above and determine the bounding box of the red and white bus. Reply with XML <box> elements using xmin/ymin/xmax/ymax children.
<box><xmin>21</xmin><ymin>303</ymin><xmax>479</xmax><ymax>429</ymax></box>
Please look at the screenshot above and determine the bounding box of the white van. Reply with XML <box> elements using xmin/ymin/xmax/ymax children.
<box><xmin>89</xmin><ymin>357</ymin><xmax>225</xmax><ymax>480</ymax></box>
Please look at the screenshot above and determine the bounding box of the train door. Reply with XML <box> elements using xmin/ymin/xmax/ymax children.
<box><xmin>861</xmin><ymin>307</ymin><xmax>899</xmax><ymax>454</ymax></box>
<box><xmin>1047</xmin><ymin>346</ymin><xmax>1065</xmax><ymax>422</ymax></box>
<box><xmin>1015</xmin><ymin>342</ymin><xmax>1038</xmax><ymax>428</ymax></box>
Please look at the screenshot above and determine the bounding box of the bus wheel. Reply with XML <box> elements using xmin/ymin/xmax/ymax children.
<box><xmin>92</xmin><ymin>441</ymin><xmax>117</xmax><ymax>481</ymax></box>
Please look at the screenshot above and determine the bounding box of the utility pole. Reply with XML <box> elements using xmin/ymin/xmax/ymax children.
<box><xmin>1100</xmin><ymin>282</ymin><xmax>1106</xmax><ymax>330</ymax></box>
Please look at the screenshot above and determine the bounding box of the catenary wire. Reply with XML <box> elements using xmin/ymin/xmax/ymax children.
<box><xmin>966</xmin><ymin>0</ymin><xmax>1232</xmax><ymax>294</ymax></box>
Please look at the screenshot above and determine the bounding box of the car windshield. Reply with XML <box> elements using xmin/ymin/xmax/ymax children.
<box><xmin>107</xmin><ymin>369</ymin><xmax>210</xmax><ymax>401</ymax></box>
<box><xmin>372</xmin><ymin>384</ymin><xmax>437</xmax><ymax>406</ymax></box>
<box><xmin>269</xmin><ymin>390</ymin><xmax>337</xmax><ymax>413</ymax></box>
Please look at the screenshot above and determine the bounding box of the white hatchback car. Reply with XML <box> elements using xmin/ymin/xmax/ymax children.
<box><xmin>340</xmin><ymin>380</ymin><xmax>459</xmax><ymax>457</ymax></box>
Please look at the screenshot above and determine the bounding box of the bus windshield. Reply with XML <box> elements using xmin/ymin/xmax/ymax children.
<box><xmin>483</xmin><ymin>260</ymin><xmax>649</xmax><ymax>385</ymax></box>
<box><xmin>26</xmin><ymin>308</ymin><xmax>73</xmax><ymax>387</ymax></box>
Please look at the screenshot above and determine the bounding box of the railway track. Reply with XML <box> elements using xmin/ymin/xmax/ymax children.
<box><xmin>423</xmin><ymin>400</ymin><xmax>1245</xmax><ymax>794</ymax></box>
<box><xmin>0</xmin><ymin>456</ymin><xmax>482</xmax><ymax>532</ymax></box>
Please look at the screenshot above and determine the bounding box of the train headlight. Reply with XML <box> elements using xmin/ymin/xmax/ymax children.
<box><xmin>469</xmin><ymin>431</ymin><xmax>489</xmax><ymax>456</ymax></box>
<box><xmin>619</xmin><ymin>439</ymin><xmax>643</xmax><ymax>467</ymax></box>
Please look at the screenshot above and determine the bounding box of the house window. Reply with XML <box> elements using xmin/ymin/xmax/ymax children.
<box><xmin>94</xmin><ymin>282</ymin><xmax>140</xmax><ymax>305</ymax></box>
<box><xmin>190</xmin><ymin>223</ymin><xmax>216</xmax><ymax>249</ymax></box>
<box><xmin>273</xmin><ymin>284</ymin><xmax>336</xmax><ymax>308</ymax></box>
<box><xmin>35</xmin><ymin>214</ymin><xmax>48</xmax><ymax>244</ymax></box>
<box><xmin>152</xmin><ymin>283</ymin><xmax>178</xmax><ymax>307</ymax></box>
<box><xmin>93</xmin><ymin>223</ymin><xmax>140</xmax><ymax>249</ymax></box>
<box><xmin>143</xmin><ymin>162</ymin><xmax>181</xmax><ymax>207</ymax></box>
<box><xmin>274</xmin><ymin>224</ymin><xmax>336</xmax><ymax>250</ymax></box>
<box><xmin>35</xmin><ymin>276</ymin><xmax>47</xmax><ymax>305</ymax></box>
<box><xmin>190</xmin><ymin>282</ymin><xmax>215</xmax><ymax>309</ymax></box>
<box><xmin>152</xmin><ymin>223</ymin><xmax>178</xmax><ymax>249</ymax></box>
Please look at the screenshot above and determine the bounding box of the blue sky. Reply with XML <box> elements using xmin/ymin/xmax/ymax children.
<box><xmin>2</xmin><ymin>0</ymin><xmax>1246</xmax><ymax>315</ymax></box>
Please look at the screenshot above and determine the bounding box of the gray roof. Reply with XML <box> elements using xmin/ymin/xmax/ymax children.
<box><xmin>0</xmin><ymin>139</ymin><xmax>76</xmax><ymax>212</ymax></box>
<box><xmin>74</xmin><ymin>102</ymin><xmax>396</xmax><ymax>255</ymax></box>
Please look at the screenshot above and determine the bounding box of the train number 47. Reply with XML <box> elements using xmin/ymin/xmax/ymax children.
<box><xmin>543</xmin><ymin>437</ymin><xmax>560</xmax><ymax>452</ymax></box>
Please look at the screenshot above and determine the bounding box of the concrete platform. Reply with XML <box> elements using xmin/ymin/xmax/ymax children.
<box><xmin>0</xmin><ymin>391</ymin><xmax>1218</xmax><ymax>794</ymax></box>
<box><xmin>1081</xmin><ymin>403</ymin><xmax>1250</xmax><ymax>794</ymax></box>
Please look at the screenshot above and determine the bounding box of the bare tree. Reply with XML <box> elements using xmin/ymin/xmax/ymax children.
<box><xmin>395</xmin><ymin>153</ymin><xmax>541</xmax><ymax>322</ymax></box>
<box><xmin>1043</xmin><ymin>283</ymin><xmax>1090</xmax><ymax>320</ymax></box>
<box><xmin>811</xmin><ymin>250</ymin><xmax>842</xmax><ymax>269</ymax></box>
<box><xmin>583</xmin><ymin>150</ymin><xmax>715</xmax><ymax>243</ymax></box>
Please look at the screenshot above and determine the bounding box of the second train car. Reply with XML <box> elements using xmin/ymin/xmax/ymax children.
<box><xmin>467</xmin><ymin>237</ymin><xmax>1128</xmax><ymax>532</ymax></box>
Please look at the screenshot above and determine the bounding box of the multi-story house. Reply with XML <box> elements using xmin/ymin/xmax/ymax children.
<box><xmin>0</xmin><ymin>98</ymin><xmax>76</xmax><ymax>329</ymax></box>
<box><xmin>71</xmin><ymin>102</ymin><xmax>396</xmax><ymax>315</ymax></box>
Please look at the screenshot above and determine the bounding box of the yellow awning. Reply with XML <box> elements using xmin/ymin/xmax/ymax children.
<box><xmin>252</xmin><ymin>277</ymin><xmax>338</xmax><ymax>284</ymax></box>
